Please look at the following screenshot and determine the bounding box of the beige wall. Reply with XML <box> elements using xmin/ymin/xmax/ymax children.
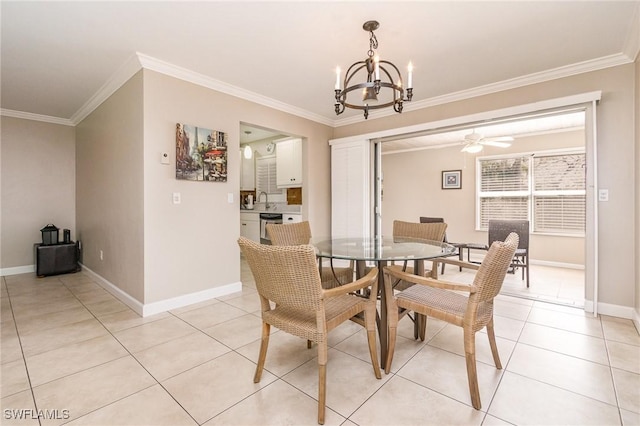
<box><xmin>382</xmin><ymin>130</ymin><xmax>585</xmax><ymax>265</ymax></box>
<box><xmin>1</xmin><ymin>117</ymin><xmax>76</xmax><ymax>270</ymax></box>
<box><xmin>76</xmin><ymin>72</ymin><xmax>145</xmax><ymax>302</ymax></box>
<box><xmin>141</xmin><ymin>70</ymin><xmax>333</xmax><ymax>303</ymax></box>
<box><xmin>336</xmin><ymin>64</ymin><xmax>636</xmax><ymax>310</ymax></box>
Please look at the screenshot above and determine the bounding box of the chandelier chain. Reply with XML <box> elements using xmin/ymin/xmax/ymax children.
<box><xmin>368</xmin><ymin>31</ymin><xmax>378</xmax><ymax>58</ymax></box>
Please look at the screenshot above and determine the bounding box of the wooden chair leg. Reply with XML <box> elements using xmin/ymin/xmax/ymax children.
<box><xmin>419</xmin><ymin>314</ymin><xmax>427</xmax><ymax>341</ymax></box>
<box><xmin>385</xmin><ymin>303</ymin><xmax>399</xmax><ymax>374</ymax></box>
<box><xmin>385</xmin><ymin>324</ymin><xmax>397</xmax><ymax>374</ymax></box>
<box><xmin>486</xmin><ymin>317</ymin><xmax>502</xmax><ymax>369</ymax></box>
<box><xmin>318</xmin><ymin>363</ymin><xmax>326</xmax><ymax>425</ymax></box>
<box><xmin>464</xmin><ymin>329</ymin><xmax>481</xmax><ymax>410</ymax></box>
<box><xmin>365</xmin><ymin>305</ymin><xmax>382</xmax><ymax>379</ymax></box>
<box><xmin>317</xmin><ymin>342</ymin><xmax>328</xmax><ymax>425</ymax></box>
<box><xmin>254</xmin><ymin>322</ymin><xmax>270</xmax><ymax>383</ymax></box>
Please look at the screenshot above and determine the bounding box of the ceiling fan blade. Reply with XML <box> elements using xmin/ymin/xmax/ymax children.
<box><xmin>484</xmin><ymin>136</ymin><xmax>514</xmax><ymax>142</ymax></box>
<box><xmin>481</xmin><ymin>140</ymin><xmax>512</xmax><ymax>148</ymax></box>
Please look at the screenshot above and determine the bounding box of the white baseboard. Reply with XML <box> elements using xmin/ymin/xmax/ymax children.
<box><xmin>529</xmin><ymin>259</ymin><xmax>584</xmax><ymax>270</ymax></box>
<box><xmin>81</xmin><ymin>265</ymin><xmax>145</xmax><ymax>315</ymax></box>
<box><xmin>583</xmin><ymin>299</ymin><xmax>637</xmax><ymax>320</ymax></box>
<box><xmin>80</xmin><ymin>264</ymin><xmax>242</xmax><ymax>317</ymax></box>
<box><xmin>463</xmin><ymin>254</ymin><xmax>584</xmax><ymax>270</ymax></box>
<box><xmin>633</xmin><ymin>309</ymin><xmax>640</xmax><ymax>333</ymax></box>
<box><xmin>141</xmin><ymin>282</ymin><xmax>242</xmax><ymax>317</ymax></box>
<box><xmin>1</xmin><ymin>264</ymin><xmax>35</xmax><ymax>276</ymax></box>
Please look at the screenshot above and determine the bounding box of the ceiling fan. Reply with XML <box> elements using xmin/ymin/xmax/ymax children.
<box><xmin>460</xmin><ymin>130</ymin><xmax>514</xmax><ymax>153</ymax></box>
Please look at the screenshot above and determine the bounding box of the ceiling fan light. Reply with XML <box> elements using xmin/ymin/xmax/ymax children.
<box><xmin>462</xmin><ymin>143</ymin><xmax>483</xmax><ymax>153</ymax></box>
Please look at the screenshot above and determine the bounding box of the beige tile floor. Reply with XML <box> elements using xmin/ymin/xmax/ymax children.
<box><xmin>1</xmin><ymin>261</ymin><xmax>638</xmax><ymax>426</ymax></box>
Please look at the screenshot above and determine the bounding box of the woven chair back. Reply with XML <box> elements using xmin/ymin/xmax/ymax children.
<box><xmin>393</xmin><ymin>220</ymin><xmax>447</xmax><ymax>242</ymax></box>
<box><xmin>238</xmin><ymin>236</ymin><xmax>323</xmax><ymax>310</ymax></box>
<box><xmin>267</xmin><ymin>221</ymin><xmax>312</xmax><ymax>246</ymax></box>
<box><xmin>470</xmin><ymin>233</ymin><xmax>519</xmax><ymax>303</ymax></box>
<box><xmin>488</xmin><ymin>220</ymin><xmax>529</xmax><ymax>250</ymax></box>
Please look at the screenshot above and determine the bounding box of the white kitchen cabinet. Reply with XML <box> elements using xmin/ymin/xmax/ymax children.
<box><xmin>240</xmin><ymin>212</ymin><xmax>260</xmax><ymax>243</ymax></box>
<box><xmin>276</xmin><ymin>138</ymin><xmax>302</xmax><ymax>188</ymax></box>
<box><xmin>240</xmin><ymin>148</ymin><xmax>255</xmax><ymax>190</ymax></box>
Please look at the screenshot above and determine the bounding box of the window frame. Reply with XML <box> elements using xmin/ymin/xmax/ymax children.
<box><xmin>475</xmin><ymin>147</ymin><xmax>586</xmax><ymax>237</ymax></box>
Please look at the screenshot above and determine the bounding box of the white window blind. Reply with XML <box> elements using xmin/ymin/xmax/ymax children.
<box><xmin>478</xmin><ymin>157</ymin><xmax>529</xmax><ymax>228</ymax></box>
<box><xmin>533</xmin><ymin>153</ymin><xmax>586</xmax><ymax>234</ymax></box>
<box><xmin>255</xmin><ymin>156</ymin><xmax>281</xmax><ymax>195</ymax></box>
<box><xmin>478</xmin><ymin>151</ymin><xmax>585</xmax><ymax>235</ymax></box>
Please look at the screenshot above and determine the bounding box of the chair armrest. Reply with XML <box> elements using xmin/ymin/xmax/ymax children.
<box><xmin>431</xmin><ymin>258</ymin><xmax>480</xmax><ymax>271</ymax></box>
<box><xmin>384</xmin><ymin>265</ymin><xmax>477</xmax><ymax>293</ymax></box>
<box><xmin>322</xmin><ymin>267</ymin><xmax>378</xmax><ymax>299</ymax></box>
<box><xmin>465</xmin><ymin>242</ymin><xmax>489</xmax><ymax>250</ymax></box>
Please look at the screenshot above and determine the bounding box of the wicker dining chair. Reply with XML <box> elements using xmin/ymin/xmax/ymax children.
<box><xmin>389</xmin><ymin>220</ymin><xmax>448</xmax><ymax>340</ymax></box>
<box><xmin>392</xmin><ymin>220</ymin><xmax>448</xmax><ymax>279</ymax></box>
<box><xmin>266</xmin><ymin>221</ymin><xmax>354</xmax><ymax>289</ymax></box>
<box><xmin>237</xmin><ymin>237</ymin><xmax>381</xmax><ymax>424</ymax></box>
<box><xmin>419</xmin><ymin>216</ymin><xmax>462</xmax><ymax>274</ymax></box>
<box><xmin>466</xmin><ymin>220</ymin><xmax>530</xmax><ymax>287</ymax></box>
<box><xmin>383</xmin><ymin>233</ymin><xmax>518</xmax><ymax>410</ymax></box>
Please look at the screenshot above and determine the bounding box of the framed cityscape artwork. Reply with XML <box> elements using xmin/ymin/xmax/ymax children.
<box><xmin>175</xmin><ymin>123</ymin><xmax>227</xmax><ymax>181</ymax></box>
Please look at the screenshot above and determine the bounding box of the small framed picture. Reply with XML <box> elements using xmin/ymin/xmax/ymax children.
<box><xmin>442</xmin><ymin>170</ymin><xmax>462</xmax><ymax>189</ymax></box>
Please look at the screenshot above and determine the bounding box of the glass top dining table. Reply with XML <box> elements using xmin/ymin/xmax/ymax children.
<box><xmin>310</xmin><ymin>236</ymin><xmax>455</xmax><ymax>368</ymax></box>
<box><xmin>311</xmin><ymin>236</ymin><xmax>453</xmax><ymax>262</ymax></box>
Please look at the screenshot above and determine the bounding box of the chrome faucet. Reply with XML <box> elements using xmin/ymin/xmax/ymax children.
<box><xmin>258</xmin><ymin>191</ymin><xmax>271</xmax><ymax>210</ymax></box>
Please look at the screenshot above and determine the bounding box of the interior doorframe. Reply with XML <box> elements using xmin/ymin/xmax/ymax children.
<box><xmin>335</xmin><ymin>91</ymin><xmax>602</xmax><ymax>312</ymax></box>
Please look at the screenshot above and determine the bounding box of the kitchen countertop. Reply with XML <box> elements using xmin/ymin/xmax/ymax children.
<box><xmin>240</xmin><ymin>204</ymin><xmax>301</xmax><ymax>214</ymax></box>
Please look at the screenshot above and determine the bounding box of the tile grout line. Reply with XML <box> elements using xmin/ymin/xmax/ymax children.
<box><xmin>3</xmin><ymin>275</ymin><xmax>43</xmax><ymax>426</ymax></box>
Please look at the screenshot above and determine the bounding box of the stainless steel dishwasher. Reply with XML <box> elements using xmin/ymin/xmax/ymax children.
<box><xmin>259</xmin><ymin>213</ymin><xmax>283</xmax><ymax>244</ymax></box>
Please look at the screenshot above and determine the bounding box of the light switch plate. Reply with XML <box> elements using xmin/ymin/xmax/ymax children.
<box><xmin>598</xmin><ymin>189</ymin><xmax>609</xmax><ymax>202</ymax></box>
<box><xmin>172</xmin><ymin>192</ymin><xmax>181</xmax><ymax>204</ymax></box>
<box><xmin>227</xmin><ymin>193</ymin><xmax>234</xmax><ymax>203</ymax></box>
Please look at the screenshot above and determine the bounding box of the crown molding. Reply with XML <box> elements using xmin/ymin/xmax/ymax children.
<box><xmin>334</xmin><ymin>52</ymin><xmax>634</xmax><ymax>127</ymax></box>
<box><xmin>0</xmin><ymin>109</ymin><xmax>74</xmax><ymax>126</ymax></box>
<box><xmin>69</xmin><ymin>53</ymin><xmax>143</xmax><ymax>125</ymax></box>
<box><xmin>4</xmin><ymin>46</ymin><xmax>634</xmax><ymax>129</ymax></box>
<box><xmin>136</xmin><ymin>53</ymin><xmax>335</xmax><ymax>127</ymax></box>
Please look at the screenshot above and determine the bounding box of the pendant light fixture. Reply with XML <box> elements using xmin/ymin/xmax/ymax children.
<box><xmin>334</xmin><ymin>20</ymin><xmax>413</xmax><ymax>119</ymax></box>
<box><xmin>243</xmin><ymin>130</ymin><xmax>253</xmax><ymax>159</ymax></box>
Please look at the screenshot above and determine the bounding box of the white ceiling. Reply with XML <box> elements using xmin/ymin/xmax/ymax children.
<box><xmin>1</xmin><ymin>1</ymin><xmax>639</xmax><ymax>128</ymax></box>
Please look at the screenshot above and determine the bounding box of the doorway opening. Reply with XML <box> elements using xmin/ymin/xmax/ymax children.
<box><xmin>377</xmin><ymin>108</ymin><xmax>587</xmax><ymax>308</ymax></box>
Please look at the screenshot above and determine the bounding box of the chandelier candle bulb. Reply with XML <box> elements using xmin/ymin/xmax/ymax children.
<box><xmin>408</xmin><ymin>62</ymin><xmax>413</xmax><ymax>89</ymax></box>
<box><xmin>335</xmin><ymin>67</ymin><xmax>341</xmax><ymax>90</ymax></box>
<box><xmin>374</xmin><ymin>56</ymin><xmax>380</xmax><ymax>80</ymax></box>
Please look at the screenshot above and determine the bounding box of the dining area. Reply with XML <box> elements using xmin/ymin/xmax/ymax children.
<box><xmin>233</xmin><ymin>224</ymin><xmax>636</xmax><ymax>425</ymax></box>
<box><xmin>238</xmin><ymin>219</ymin><xmax>522</xmax><ymax>424</ymax></box>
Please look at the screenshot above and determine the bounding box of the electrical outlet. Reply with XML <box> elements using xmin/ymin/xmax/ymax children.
<box><xmin>172</xmin><ymin>192</ymin><xmax>181</xmax><ymax>204</ymax></box>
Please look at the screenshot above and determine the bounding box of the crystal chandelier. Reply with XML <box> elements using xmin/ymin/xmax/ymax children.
<box><xmin>334</xmin><ymin>20</ymin><xmax>413</xmax><ymax>120</ymax></box>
